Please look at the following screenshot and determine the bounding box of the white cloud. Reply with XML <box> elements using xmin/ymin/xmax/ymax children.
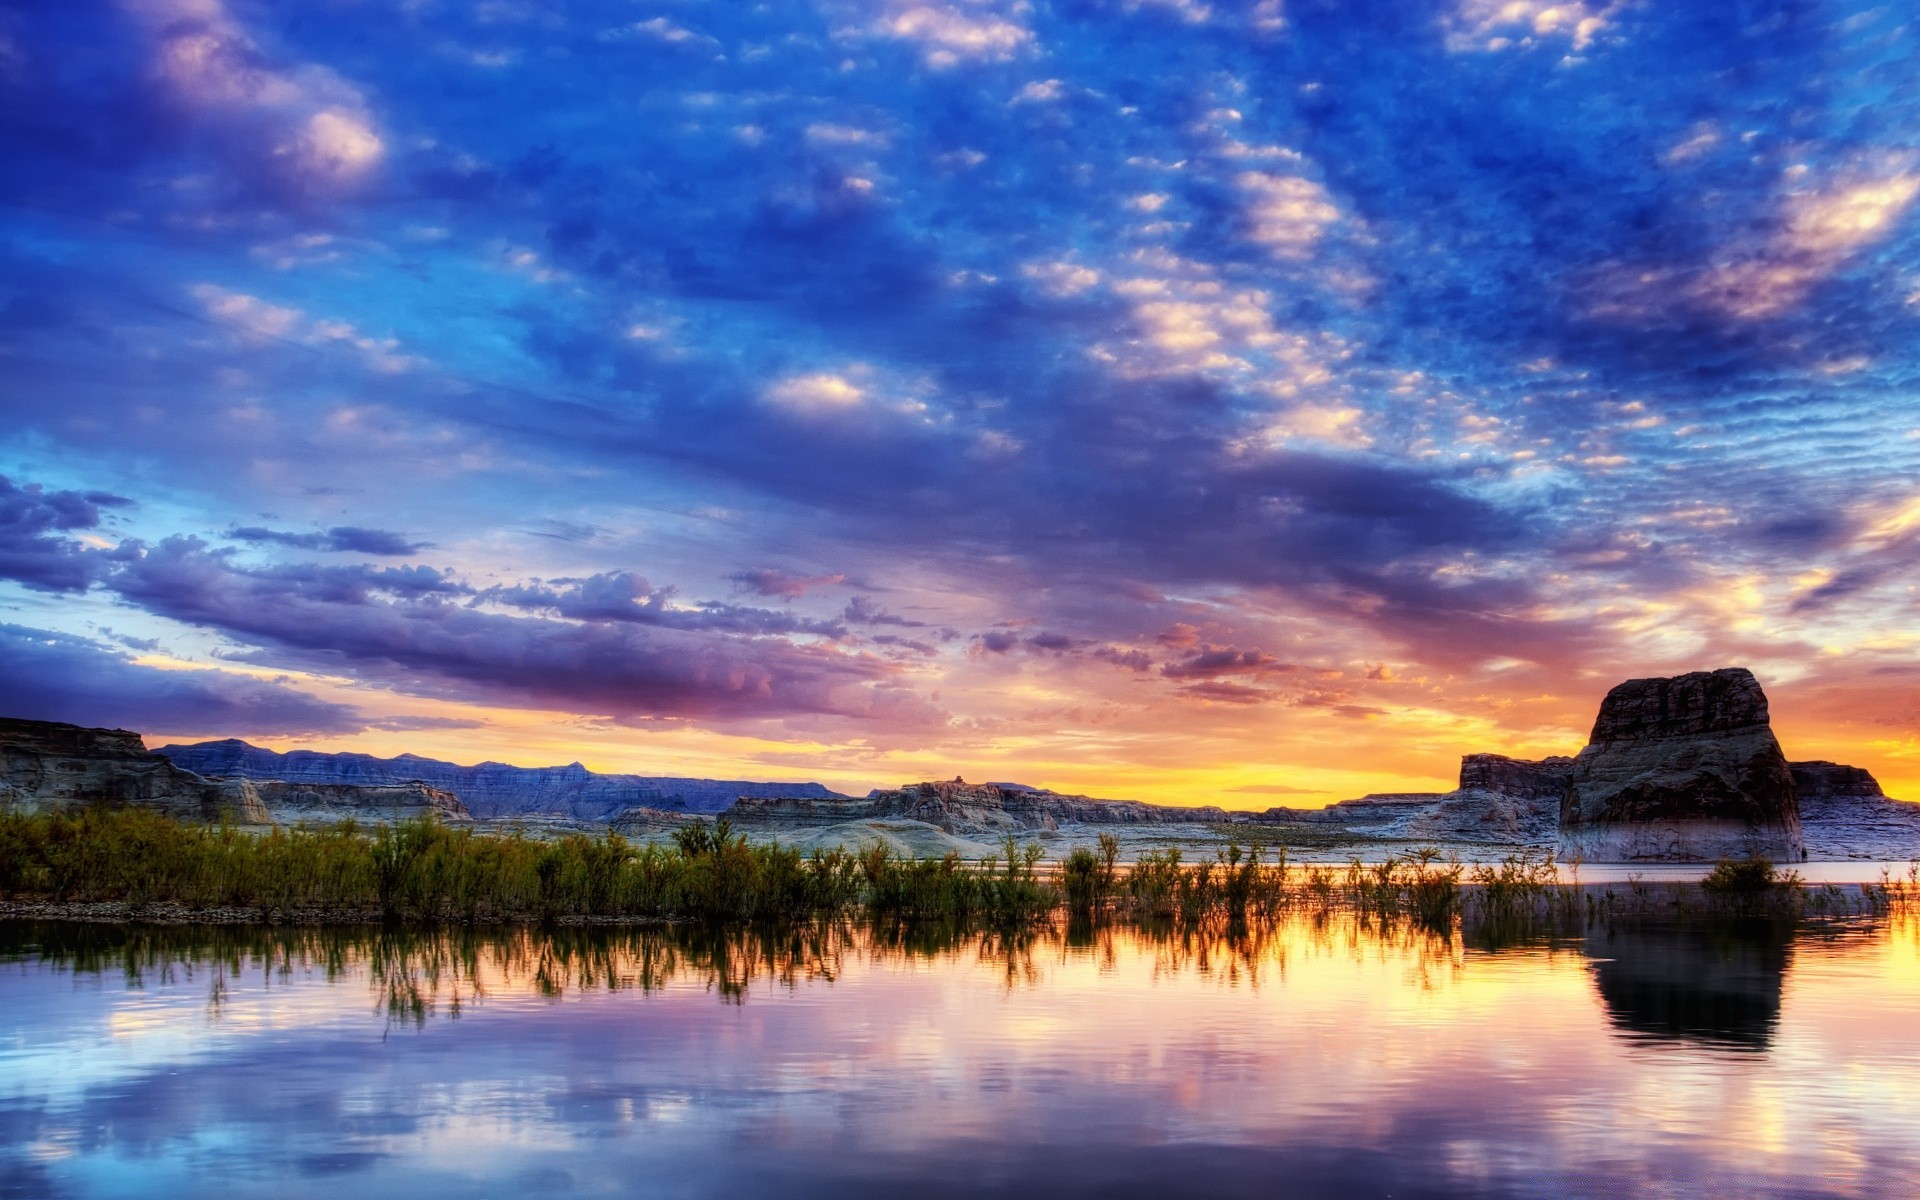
<box><xmin>1238</xmin><ymin>171</ymin><xmax>1342</xmax><ymax>259</ymax></box>
<box><xmin>1444</xmin><ymin>0</ymin><xmax>1616</xmax><ymax>54</ymax></box>
<box><xmin>190</xmin><ymin>284</ymin><xmax>422</xmax><ymax>371</ymax></box>
<box><xmin>127</xmin><ymin>0</ymin><xmax>384</xmax><ymax>192</ymax></box>
<box><xmin>765</xmin><ymin>373</ymin><xmax>869</xmax><ymax>412</ymax></box>
<box><xmin>1588</xmin><ymin>169</ymin><xmax>1920</xmax><ymax>323</ymax></box>
<box><xmin>881</xmin><ymin>3</ymin><xmax>1034</xmax><ymax>67</ymax></box>
<box><xmin>806</xmin><ymin>122</ymin><xmax>887</xmax><ymax>146</ymax></box>
<box><xmin>1024</xmin><ymin>260</ymin><xmax>1102</xmax><ymax>296</ymax></box>
<box><xmin>286</xmin><ymin>108</ymin><xmax>383</xmax><ymax>182</ymax></box>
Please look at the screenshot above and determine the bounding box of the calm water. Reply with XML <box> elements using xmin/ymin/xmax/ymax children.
<box><xmin>2</xmin><ymin>913</ymin><xmax>1917</xmax><ymax>1199</ymax></box>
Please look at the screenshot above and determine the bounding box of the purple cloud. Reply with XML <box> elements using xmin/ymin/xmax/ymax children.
<box><xmin>0</xmin><ymin>623</ymin><xmax>365</xmax><ymax>737</ymax></box>
<box><xmin>0</xmin><ymin>475</ymin><xmax>133</xmax><ymax>592</ymax></box>
<box><xmin>104</xmin><ymin>538</ymin><xmax>936</xmax><ymax>727</ymax></box>
<box><xmin>228</xmin><ymin>526</ymin><xmax>432</xmax><ymax>556</ymax></box>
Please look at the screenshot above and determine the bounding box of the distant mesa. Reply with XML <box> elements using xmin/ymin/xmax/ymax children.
<box><xmin>156</xmin><ymin>738</ymin><xmax>845</xmax><ymax>821</ymax></box>
<box><xmin>739</xmin><ymin>777</ymin><xmax>1230</xmax><ymax>837</ymax></box>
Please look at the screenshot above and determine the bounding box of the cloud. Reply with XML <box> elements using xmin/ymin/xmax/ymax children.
<box><xmin>493</xmin><ymin>571</ymin><xmax>848</xmax><ymax>637</ymax></box>
<box><xmin>5</xmin><ymin>0</ymin><xmax>1920</xmax><ymax>787</ymax></box>
<box><xmin>764</xmin><ymin>373</ymin><xmax>867</xmax><ymax>412</ymax></box>
<box><xmin>1177</xmin><ymin>681</ymin><xmax>1275</xmax><ymax>704</ymax></box>
<box><xmin>103</xmin><ymin>539</ymin><xmax>931</xmax><ymax>726</ymax></box>
<box><xmin>1161</xmin><ymin>646</ymin><xmax>1294</xmax><ymax>680</ymax></box>
<box><xmin>879</xmin><ymin>4</ymin><xmax>1034</xmax><ymax>67</ymax></box>
<box><xmin>228</xmin><ymin>525</ymin><xmax>431</xmax><ymax>556</ymax></box>
<box><xmin>842</xmin><ymin>595</ymin><xmax>926</xmax><ymax>626</ymax></box>
<box><xmin>1237</xmin><ymin>172</ymin><xmax>1344</xmax><ymax>259</ymax></box>
<box><xmin>0</xmin><ymin>623</ymin><xmax>366</xmax><ymax>737</ymax></box>
<box><xmin>131</xmin><ymin>0</ymin><xmax>384</xmax><ymax>196</ymax></box>
<box><xmin>730</xmin><ymin>568</ymin><xmax>849</xmax><ymax>600</ymax></box>
<box><xmin>0</xmin><ymin>475</ymin><xmax>132</xmax><ymax>592</ymax></box>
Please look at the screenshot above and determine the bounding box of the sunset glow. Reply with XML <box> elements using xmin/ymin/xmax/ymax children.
<box><xmin>4</xmin><ymin>0</ymin><xmax>1918</xmax><ymax>802</ymax></box>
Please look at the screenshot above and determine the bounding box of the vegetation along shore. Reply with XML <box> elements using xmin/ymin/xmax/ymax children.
<box><xmin>4</xmin><ymin>808</ymin><xmax>1915</xmax><ymax>928</ymax></box>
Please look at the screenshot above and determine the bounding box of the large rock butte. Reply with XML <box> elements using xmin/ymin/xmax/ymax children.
<box><xmin>1557</xmin><ymin>668</ymin><xmax>1804</xmax><ymax>862</ymax></box>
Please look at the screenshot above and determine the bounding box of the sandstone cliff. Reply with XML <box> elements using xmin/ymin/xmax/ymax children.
<box><xmin>158</xmin><ymin>739</ymin><xmax>844</xmax><ymax>819</ymax></box>
<box><xmin>1557</xmin><ymin>668</ymin><xmax>1804</xmax><ymax>862</ymax></box>
<box><xmin>3</xmin><ymin>717</ymin><xmax>468</xmax><ymax>825</ymax></box>
<box><xmin>1</xmin><ymin>718</ymin><xmax>257</xmax><ymax>821</ymax></box>
<box><xmin>219</xmin><ymin>778</ymin><xmax>468</xmax><ymax>824</ymax></box>
<box><xmin>1789</xmin><ymin>761</ymin><xmax>1920</xmax><ymax>859</ymax></box>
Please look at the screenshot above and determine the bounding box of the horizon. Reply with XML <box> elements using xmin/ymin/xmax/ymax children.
<box><xmin>5</xmin><ymin>1</ymin><xmax>1919</xmax><ymax>807</ymax></box>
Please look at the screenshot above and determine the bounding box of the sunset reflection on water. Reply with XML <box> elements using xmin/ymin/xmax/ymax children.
<box><xmin>2</xmin><ymin>913</ymin><xmax>1916</xmax><ymax>1198</ymax></box>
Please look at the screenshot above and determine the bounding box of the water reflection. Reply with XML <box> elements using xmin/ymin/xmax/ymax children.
<box><xmin>1583</xmin><ymin>919</ymin><xmax>1793</xmax><ymax>1051</ymax></box>
<box><xmin>1</xmin><ymin>911</ymin><xmax>1917</xmax><ymax>1199</ymax></box>
<box><xmin>0</xmin><ymin>915</ymin><xmax>1483</xmax><ymax>1025</ymax></box>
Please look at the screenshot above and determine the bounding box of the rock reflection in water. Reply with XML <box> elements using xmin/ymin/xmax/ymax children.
<box><xmin>1583</xmin><ymin>919</ymin><xmax>1793</xmax><ymax>1050</ymax></box>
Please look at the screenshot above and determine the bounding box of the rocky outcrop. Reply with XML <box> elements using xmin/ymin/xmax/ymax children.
<box><xmin>608</xmin><ymin>806</ymin><xmax>701</xmax><ymax>835</ymax></box>
<box><xmin>2</xmin><ymin>717</ymin><xmax>469</xmax><ymax>825</ymax></box>
<box><xmin>1</xmin><ymin>718</ymin><xmax>256</xmax><ymax>821</ymax></box>
<box><xmin>1459</xmin><ymin>753</ymin><xmax>1574</xmax><ymax>799</ymax></box>
<box><xmin>219</xmin><ymin>778</ymin><xmax>467</xmax><ymax>824</ymax></box>
<box><xmin>1791</xmin><ymin>761</ymin><xmax>1886</xmax><ymax>805</ymax></box>
<box><xmin>1263</xmin><ymin>754</ymin><xmax>1576</xmax><ymax>845</ymax></box>
<box><xmin>731</xmin><ymin>778</ymin><xmax>1230</xmax><ymax>836</ymax></box>
<box><xmin>1557</xmin><ymin>668</ymin><xmax>1804</xmax><ymax>863</ymax></box>
<box><xmin>157</xmin><ymin>739</ymin><xmax>844</xmax><ymax>819</ymax></box>
<box><xmin>1787</xmin><ymin>762</ymin><xmax>1920</xmax><ymax>859</ymax></box>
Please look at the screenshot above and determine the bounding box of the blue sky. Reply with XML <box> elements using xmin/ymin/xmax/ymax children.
<box><xmin>3</xmin><ymin>0</ymin><xmax>1919</xmax><ymax>801</ymax></box>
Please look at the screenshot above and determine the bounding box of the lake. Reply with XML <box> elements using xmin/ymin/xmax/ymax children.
<box><xmin>2</xmin><ymin>911</ymin><xmax>1917</xmax><ymax>1198</ymax></box>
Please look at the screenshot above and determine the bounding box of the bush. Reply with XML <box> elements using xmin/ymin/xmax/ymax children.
<box><xmin>1701</xmin><ymin>856</ymin><xmax>1782</xmax><ymax>896</ymax></box>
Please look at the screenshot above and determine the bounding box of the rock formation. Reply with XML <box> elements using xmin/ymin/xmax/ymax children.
<box><xmin>1273</xmin><ymin>753</ymin><xmax>1574</xmax><ymax>845</ymax></box>
<box><xmin>608</xmin><ymin>806</ymin><xmax>700</xmax><ymax>836</ymax></box>
<box><xmin>1790</xmin><ymin>762</ymin><xmax>1920</xmax><ymax>859</ymax></box>
<box><xmin>1</xmin><ymin>718</ymin><xmax>258</xmax><ymax>821</ymax></box>
<box><xmin>158</xmin><ymin>739</ymin><xmax>844</xmax><ymax>819</ymax></box>
<box><xmin>218</xmin><ymin>778</ymin><xmax>467</xmax><ymax>824</ymax></box>
<box><xmin>2</xmin><ymin>718</ymin><xmax>467</xmax><ymax>824</ymax></box>
<box><xmin>1458</xmin><ymin>753</ymin><xmax>1575</xmax><ymax>799</ymax></box>
<box><xmin>1557</xmin><ymin>668</ymin><xmax>1804</xmax><ymax>862</ymax></box>
<box><xmin>1791</xmin><ymin>761</ymin><xmax>1887</xmax><ymax>806</ymax></box>
<box><xmin>730</xmin><ymin>778</ymin><xmax>1230</xmax><ymax>837</ymax></box>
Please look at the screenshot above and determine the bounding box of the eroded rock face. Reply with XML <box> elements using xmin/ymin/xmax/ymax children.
<box><xmin>730</xmin><ymin>778</ymin><xmax>1229</xmax><ymax>836</ymax></box>
<box><xmin>1458</xmin><ymin>753</ymin><xmax>1574</xmax><ymax>800</ymax></box>
<box><xmin>219</xmin><ymin>778</ymin><xmax>468</xmax><ymax>824</ymax></box>
<box><xmin>1558</xmin><ymin>669</ymin><xmax>1804</xmax><ymax>863</ymax></box>
<box><xmin>2</xmin><ymin>717</ymin><xmax>468</xmax><ymax>825</ymax></box>
<box><xmin>1790</xmin><ymin>761</ymin><xmax>1884</xmax><ymax>803</ymax></box>
<box><xmin>1788</xmin><ymin>761</ymin><xmax>1920</xmax><ymax>859</ymax></box>
<box><xmin>0</xmin><ymin>717</ymin><xmax>255</xmax><ymax>821</ymax></box>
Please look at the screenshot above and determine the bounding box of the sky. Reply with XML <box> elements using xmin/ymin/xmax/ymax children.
<box><xmin>2</xmin><ymin>0</ymin><xmax>1919</xmax><ymax>805</ymax></box>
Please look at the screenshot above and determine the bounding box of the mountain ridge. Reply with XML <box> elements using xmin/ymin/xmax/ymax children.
<box><xmin>156</xmin><ymin>738</ymin><xmax>847</xmax><ymax>820</ymax></box>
